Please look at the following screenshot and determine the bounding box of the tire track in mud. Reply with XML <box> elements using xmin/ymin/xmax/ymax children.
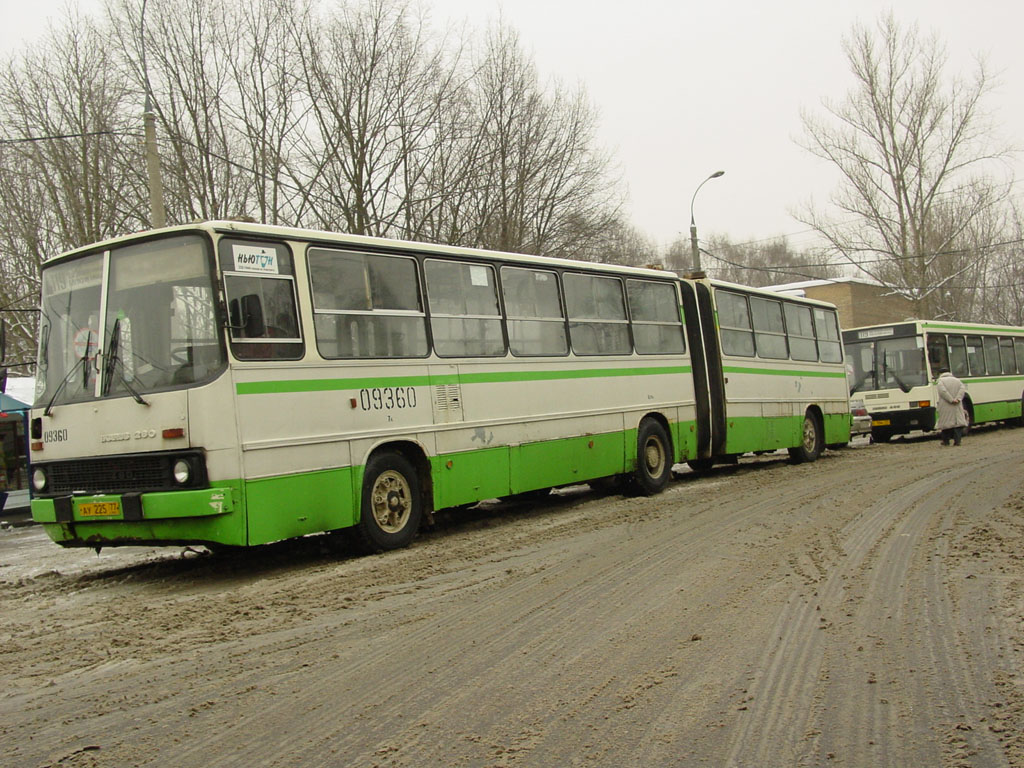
<box><xmin>142</xmin><ymin>457</ymin><xmax>858</xmax><ymax>767</ymax></box>
<box><xmin>4</xmin><ymin>434</ymin><xmax>1022</xmax><ymax>768</ymax></box>
<box><xmin>722</xmin><ymin>440</ymin><xmax>1023</xmax><ymax>768</ymax></box>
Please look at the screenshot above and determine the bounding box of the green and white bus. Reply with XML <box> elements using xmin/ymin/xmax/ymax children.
<box><xmin>28</xmin><ymin>222</ymin><xmax>850</xmax><ymax>552</ymax></box>
<box><xmin>843</xmin><ymin>320</ymin><xmax>1024</xmax><ymax>442</ymax></box>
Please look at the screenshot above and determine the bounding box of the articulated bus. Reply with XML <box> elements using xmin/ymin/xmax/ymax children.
<box><xmin>28</xmin><ymin>222</ymin><xmax>850</xmax><ymax>552</ymax></box>
<box><xmin>843</xmin><ymin>320</ymin><xmax>1024</xmax><ymax>442</ymax></box>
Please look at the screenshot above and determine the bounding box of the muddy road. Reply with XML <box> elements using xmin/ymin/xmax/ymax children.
<box><xmin>1</xmin><ymin>427</ymin><xmax>1023</xmax><ymax>767</ymax></box>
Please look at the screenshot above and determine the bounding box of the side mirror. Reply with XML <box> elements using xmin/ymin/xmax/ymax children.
<box><xmin>240</xmin><ymin>294</ymin><xmax>266</xmax><ymax>337</ymax></box>
<box><xmin>228</xmin><ymin>294</ymin><xmax>266</xmax><ymax>338</ymax></box>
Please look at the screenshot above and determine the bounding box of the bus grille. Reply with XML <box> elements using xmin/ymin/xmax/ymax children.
<box><xmin>37</xmin><ymin>451</ymin><xmax>208</xmax><ymax>496</ymax></box>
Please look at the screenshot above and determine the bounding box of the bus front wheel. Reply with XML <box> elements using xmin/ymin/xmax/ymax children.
<box><xmin>789</xmin><ymin>411</ymin><xmax>823</xmax><ymax>463</ymax></box>
<box><xmin>354</xmin><ymin>452</ymin><xmax>423</xmax><ymax>553</ymax></box>
<box><xmin>633</xmin><ymin>419</ymin><xmax>673</xmax><ymax>495</ymax></box>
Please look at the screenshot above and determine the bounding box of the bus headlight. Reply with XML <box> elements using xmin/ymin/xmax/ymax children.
<box><xmin>32</xmin><ymin>467</ymin><xmax>48</xmax><ymax>493</ymax></box>
<box><xmin>173</xmin><ymin>459</ymin><xmax>192</xmax><ymax>485</ymax></box>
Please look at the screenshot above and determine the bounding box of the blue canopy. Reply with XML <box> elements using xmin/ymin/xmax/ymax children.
<box><xmin>0</xmin><ymin>392</ymin><xmax>30</xmax><ymax>412</ymax></box>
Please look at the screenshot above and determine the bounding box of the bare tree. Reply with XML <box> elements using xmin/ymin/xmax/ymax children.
<box><xmin>575</xmin><ymin>218</ymin><xmax>658</xmax><ymax>267</ymax></box>
<box><xmin>0</xmin><ymin>15</ymin><xmax>145</xmax><ymax>366</ymax></box>
<box><xmin>0</xmin><ymin>0</ymin><xmax>630</xmax><ymax>331</ymax></box>
<box><xmin>293</xmin><ymin>0</ymin><xmax>461</xmax><ymax>236</ymax></box>
<box><xmin>797</xmin><ymin>13</ymin><xmax>1014</xmax><ymax>318</ymax></box>
<box><xmin>981</xmin><ymin>203</ymin><xmax>1024</xmax><ymax>326</ymax></box>
<box><xmin>667</xmin><ymin>234</ymin><xmax>841</xmax><ymax>287</ymax></box>
<box><xmin>468</xmin><ymin>23</ymin><xmax>621</xmax><ymax>258</ymax></box>
<box><xmin>109</xmin><ymin>0</ymin><xmax>256</xmax><ymax>222</ymax></box>
<box><xmin>220</xmin><ymin>0</ymin><xmax>311</xmax><ymax>225</ymax></box>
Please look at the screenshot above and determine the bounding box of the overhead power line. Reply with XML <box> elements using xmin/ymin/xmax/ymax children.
<box><xmin>0</xmin><ymin>129</ymin><xmax>135</xmax><ymax>145</ymax></box>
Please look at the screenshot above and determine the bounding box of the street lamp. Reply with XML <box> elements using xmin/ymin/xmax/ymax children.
<box><xmin>689</xmin><ymin>170</ymin><xmax>724</xmax><ymax>272</ymax></box>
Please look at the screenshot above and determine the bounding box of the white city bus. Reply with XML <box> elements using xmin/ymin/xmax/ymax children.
<box><xmin>28</xmin><ymin>222</ymin><xmax>850</xmax><ymax>552</ymax></box>
<box><xmin>843</xmin><ymin>320</ymin><xmax>1024</xmax><ymax>441</ymax></box>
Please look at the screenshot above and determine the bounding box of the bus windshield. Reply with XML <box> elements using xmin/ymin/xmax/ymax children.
<box><xmin>846</xmin><ymin>336</ymin><xmax>927</xmax><ymax>395</ymax></box>
<box><xmin>36</xmin><ymin>234</ymin><xmax>225</xmax><ymax>407</ymax></box>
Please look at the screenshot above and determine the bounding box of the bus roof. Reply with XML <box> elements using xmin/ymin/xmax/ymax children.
<box><xmin>45</xmin><ymin>220</ymin><xmax>675</xmax><ymax>280</ymax></box>
<box><xmin>844</xmin><ymin>319</ymin><xmax>1024</xmax><ymax>338</ymax></box>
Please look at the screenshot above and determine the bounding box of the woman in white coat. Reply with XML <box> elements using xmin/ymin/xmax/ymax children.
<box><xmin>935</xmin><ymin>368</ymin><xmax>968</xmax><ymax>446</ymax></box>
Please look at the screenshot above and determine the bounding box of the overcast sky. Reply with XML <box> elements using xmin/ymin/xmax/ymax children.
<box><xmin>3</xmin><ymin>0</ymin><xmax>1022</xmax><ymax>251</ymax></box>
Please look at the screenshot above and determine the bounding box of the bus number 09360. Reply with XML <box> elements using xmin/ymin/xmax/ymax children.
<box><xmin>359</xmin><ymin>387</ymin><xmax>417</xmax><ymax>411</ymax></box>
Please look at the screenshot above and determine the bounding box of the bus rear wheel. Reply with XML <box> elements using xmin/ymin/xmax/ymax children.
<box><xmin>354</xmin><ymin>452</ymin><xmax>423</xmax><ymax>553</ymax></box>
<box><xmin>789</xmin><ymin>411</ymin><xmax>823</xmax><ymax>463</ymax></box>
<box><xmin>632</xmin><ymin>419</ymin><xmax>672</xmax><ymax>495</ymax></box>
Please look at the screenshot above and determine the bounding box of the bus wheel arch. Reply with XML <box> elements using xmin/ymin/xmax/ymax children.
<box><xmin>353</xmin><ymin>442</ymin><xmax>430</xmax><ymax>553</ymax></box>
<box><xmin>632</xmin><ymin>415</ymin><xmax>674</xmax><ymax>496</ymax></box>
<box><xmin>789</xmin><ymin>406</ymin><xmax>824</xmax><ymax>463</ymax></box>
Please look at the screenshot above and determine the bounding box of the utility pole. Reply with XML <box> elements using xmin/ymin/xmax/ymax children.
<box><xmin>141</xmin><ymin>0</ymin><xmax>165</xmax><ymax>228</ymax></box>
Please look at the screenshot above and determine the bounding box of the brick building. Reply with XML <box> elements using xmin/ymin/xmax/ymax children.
<box><xmin>764</xmin><ymin>278</ymin><xmax>916</xmax><ymax>330</ymax></box>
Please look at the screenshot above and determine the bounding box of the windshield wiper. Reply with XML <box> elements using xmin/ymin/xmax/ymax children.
<box><xmin>43</xmin><ymin>330</ymin><xmax>91</xmax><ymax>416</ymax></box>
<box><xmin>102</xmin><ymin>317</ymin><xmax>148</xmax><ymax>406</ymax></box>
<box><xmin>101</xmin><ymin>317</ymin><xmax>121</xmax><ymax>396</ymax></box>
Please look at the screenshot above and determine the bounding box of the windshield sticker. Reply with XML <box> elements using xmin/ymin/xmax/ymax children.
<box><xmin>232</xmin><ymin>244</ymin><xmax>279</xmax><ymax>274</ymax></box>
<box><xmin>73</xmin><ymin>326</ymin><xmax>99</xmax><ymax>360</ymax></box>
<box><xmin>469</xmin><ymin>265</ymin><xmax>490</xmax><ymax>287</ymax></box>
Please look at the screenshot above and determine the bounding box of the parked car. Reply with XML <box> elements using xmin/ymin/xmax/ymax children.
<box><xmin>850</xmin><ymin>399</ymin><xmax>871</xmax><ymax>437</ymax></box>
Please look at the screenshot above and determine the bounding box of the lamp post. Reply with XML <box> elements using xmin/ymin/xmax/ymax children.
<box><xmin>689</xmin><ymin>170</ymin><xmax>724</xmax><ymax>272</ymax></box>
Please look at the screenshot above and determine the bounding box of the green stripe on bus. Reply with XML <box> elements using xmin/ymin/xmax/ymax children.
<box><xmin>722</xmin><ymin>366</ymin><xmax>846</xmax><ymax>379</ymax></box>
<box><xmin>236</xmin><ymin>365</ymin><xmax>693</xmax><ymax>395</ymax></box>
<box><xmin>964</xmin><ymin>375</ymin><xmax>1024</xmax><ymax>384</ymax></box>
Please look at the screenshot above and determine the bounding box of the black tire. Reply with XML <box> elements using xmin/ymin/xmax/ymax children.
<box><xmin>788</xmin><ymin>411</ymin><xmax>823</xmax><ymax>463</ymax></box>
<box><xmin>871</xmin><ymin>428</ymin><xmax>892</xmax><ymax>443</ymax></box>
<box><xmin>353</xmin><ymin>452</ymin><xmax>423</xmax><ymax>553</ymax></box>
<box><xmin>686</xmin><ymin>458</ymin><xmax>714</xmax><ymax>473</ymax></box>
<box><xmin>632</xmin><ymin>419</ymin><xmax>673</xmax><ymax>495</ymax></box>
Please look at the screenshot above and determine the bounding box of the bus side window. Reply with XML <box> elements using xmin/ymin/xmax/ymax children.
<box><xmin>1014</xmin><ymin>338</ymin><xmax>1024</xmax><ymax>374</ymax></box>
<box><xmin>626</xmin><ymin>279</ymin><xmax>684</xmax><ymax>355</ymax></box>
<box><xmin>926</xmin><ymin>334</ymin><xmax>948</xmax><ymax>376</ymax></box>
<box><xmin>502</xmin><ymin>267</ymin><xmax>568</xmax><ymax>356</ymax></box>
<box><xmin>983</xmin><ymin>336</ymin><xmax>1002</xmax><ymax>375</ymax></box>
<box><xmin>564</xmin><ymin>273</ymin><xmax>631</xmax><ymax>356</ymax></box>
<box><xmin>425</xmin><ymin>260</ymin><xmax>504</xmax><ymax>357</ymax></box>
<box><xmin>716</xmin><ymin>290</ymin><xmax>754</xmax><ymax>357</ymax></box>
<box><xmin>308</xmin><ymin>249</ymin><xmax>428</xmax><ymax>359</ymax></box>
<box><xmin>784</xmin><ymin>303</ymin><xmax>817</xmax><ymax>361</ymax></box>
<box><xmin>965</xmin><ymin>335</ymin><xmax>985</xmax><ymax>375</ymax></box>
<box><xmin>948</xmin><ymin>335</ymin><xmax>969</xmax><ymax>377</ymax></box>
<box><xmin>218</xmin><ymin>239</ymin><xmax>303</xmax><ymax>361</ymax></box>
<box><xmin>812</xmin><ymin>308</ymin><xmax>842</xmax><ymax>363</ymax></box>
<box><xmin>999</xmin><ymin>337</ymin><xmax>1016</xmax><ymax>374</ymax></box>
<box><xmin>750</xmin><ymin>296</ymin><xmax>787</xmax><ymax>359</ymax></box>
<box><xmin>223</xmin><ymin>274</ymin><xmax>302</xmax><ymax>360</ymax></box>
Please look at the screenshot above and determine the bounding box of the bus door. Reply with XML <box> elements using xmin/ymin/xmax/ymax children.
<box><xmin>680</xmin><ymin>281</ymin><xmax>725</xmax><ymax>459</ymax></box>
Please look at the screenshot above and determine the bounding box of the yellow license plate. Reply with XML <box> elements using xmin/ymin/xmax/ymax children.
<box><xmin>78</xmin><ymin>501</ymin><xmax>122</xmax><ymax>518</ymax></box>
<box><xmin>871</xmin><ymin>419</ymin><xmax>891</xmax><ymax>427</ymax></box>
